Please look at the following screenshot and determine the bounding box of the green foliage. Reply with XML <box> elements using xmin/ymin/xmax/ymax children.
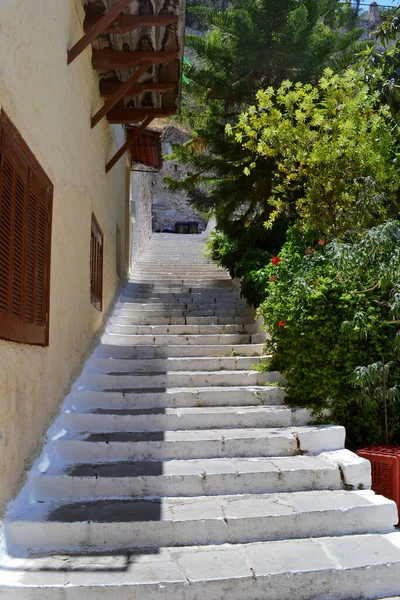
<box><xmin>257</xmin><ymin>223</ymin><xmax>400</xmax><ymax>448</ymax></box>
<box><xmin>205</xmin><ymin>222</ymin><xmax>287</xmax><ymax>306</ymax></box>
<box><xmin>232</xmin><ymin>68</ymin><xmax>400</xmax><ymax>236</ymax></box>
<box><xmin>167</xmin><ymin>0</ymin><xmax>366</xmax><ymax>236</ymax></box>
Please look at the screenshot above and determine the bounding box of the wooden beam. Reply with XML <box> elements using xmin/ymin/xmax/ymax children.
<box><xmin>107</xmin><ymin>108</ymin><xmax>176</xmax><ymax>124</ymax></box>
<box><xmin>106</xmin><ymin>116</ymin><xmax>154</xmax><ymax>173</ymax></box>
<box><xmin>67</xmin><ymin>0</ymin><xmax>133</xmax><ymax>65</ymax></box>
<box><xmin>92</xmin><ymin>50</ymin><xmax>179</xmax><ymax>70</ymax></box>
<box><xmin>91</xmin><ymin>62</ymin><xmax>152</xmax><ymax>128</ymax></box>
<box><xmin>84</xmin><ymin>14</ymin><xmax>179</xmax><ymax>35</ymax></box>
<box><xmin>100</xmin><ymin>80</ymin><xmax>177</xmax><ymax>98</ymax></box>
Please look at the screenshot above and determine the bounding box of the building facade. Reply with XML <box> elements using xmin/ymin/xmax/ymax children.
<box><xmin>0</xmin><ymin>0</ymin><xmax>130</xmax><ymax>512</ymax></box>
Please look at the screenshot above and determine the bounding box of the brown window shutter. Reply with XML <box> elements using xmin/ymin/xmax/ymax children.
<box><xmin>0</xmin><ymin>111</ymin><xmax>53</xmax><ymax>346</ymax></box>
<box><xmin>90</xmin><ymin>214</ymin><xmax>103</xmax><ymax>311</ymax></box>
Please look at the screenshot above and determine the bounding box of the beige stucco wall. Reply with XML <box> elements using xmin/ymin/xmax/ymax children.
<box><xmin>0</xmin><ymin>0</ymin><xmax>129</xmax><ymax>512</ymax></box>
<box><xmin>130</xmin><ymin>171</ymin><xmax>153</xmax><ymax>266</ymax></box>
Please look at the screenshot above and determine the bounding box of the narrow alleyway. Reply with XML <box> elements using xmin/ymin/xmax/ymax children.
<box><xmin>2</xmin><ymin>233</ymin><xmax>400</xmax><ymax>599</ymax></box>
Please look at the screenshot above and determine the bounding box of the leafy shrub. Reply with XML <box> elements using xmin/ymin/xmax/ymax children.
<box><xmin>258</xmin><ymin>223</ymin><xmax>400</xmax><ymax>449</ymax></box>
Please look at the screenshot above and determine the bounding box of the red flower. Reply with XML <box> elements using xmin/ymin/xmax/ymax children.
<box><xmin>270</xmin><ymin>275</ymin><xmax>278</xmax><ymax>282</ymax></box>
<box><xmin>318</xmin><ymin>239</ymin><xmax>327</xmax><ymax>245</ymax></box>
<box><xmin>278</xmin><ymin>321</ymin><xmax>287</xmax><ymax>327</ymax></box>
<box><xmin>271</xmin><ymin>256</ymin><xmax>281</xmax><ymax>266</ymax></box>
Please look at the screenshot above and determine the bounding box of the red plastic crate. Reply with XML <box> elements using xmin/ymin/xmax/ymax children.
<box><xmin>357</xmin><ymin>445</ymin><xmax>400</xmax><ymax>523</ymax></box>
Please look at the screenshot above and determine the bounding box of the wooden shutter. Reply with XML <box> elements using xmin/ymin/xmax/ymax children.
<box><xmin>0</xmin><ymin>111</ymin><xmax>53</xmax><ymax>346</ymax></box>
<box><xmin>90</xmin><ymin>214</ymin><xmax>103</xmax><ymax>311</ymax></box>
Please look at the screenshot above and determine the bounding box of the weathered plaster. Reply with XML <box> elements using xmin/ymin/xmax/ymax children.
<box><xmin>0</xmin><ymin>0</ymin><xmax>128</xmax><ymax>512</ymax></box>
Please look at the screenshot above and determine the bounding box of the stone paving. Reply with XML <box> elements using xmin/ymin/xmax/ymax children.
<box><xmin>1</xmin><ymin>232</ymin><xmax>400</xmax><ymax>599</ymax></box>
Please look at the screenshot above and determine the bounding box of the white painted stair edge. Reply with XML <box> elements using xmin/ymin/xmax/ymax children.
<box><xmin>2</xmin><ymin>531</ymin><xmax>400</xmax><ymax>600</ymax></box>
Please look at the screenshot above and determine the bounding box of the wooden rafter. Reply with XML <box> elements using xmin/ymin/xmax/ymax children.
<box><xmin>84</xmin><ymin>14</ymin><xmax>179</xmax><ymax>35</ymax></box>
<box><xmin>91</xmin><ymin>62</ymin><xmax>152</xmax><ymax>128</ymax></box>
<box><xmin>67</xmin><ymin>0</ymin><xmax>134</xmax><ymax>65</ymax></box>
<box><xmin>92</xmin><ymin>50</ymin><xmax>179</xmax><ymax>70</ymax></box>
<box><xmin>105</xmin><ymin>116</ymin><xmax>154</xmax><ymax>173</ymax></box>
<box><xmin>107</xmin><ymin>108</ymin><xmax>176</xmax><ymax>124</ymax></box>
<box><xmin>100</xmin><ymin>80</ymin><xmax>176</xmax><ymax>98</ymax></box>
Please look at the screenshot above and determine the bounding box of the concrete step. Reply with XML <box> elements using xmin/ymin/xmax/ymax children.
<box><xmin>32</xmin><ymin>453</ymin><xmax>351</xmax><ymax>500</ymax></box>
<box><xmin>127</xmin><ymin>279</ymin><xmax>235</xmax><ymax>287</ymax></box>
<box><xmin>5</xmin><ymin>491</ymin><xmax>396</xmax><ymax>556</ymax></box>
<box><xmin>67</xmin><ymin>385</ymin><xmax>286</xmax><ymax>410</ymax></box>
<box><xmin>119</xmin><ymin>295</ymin><xmax>248</xmax><ymax>305</ymax></box>
<box><xmin>85</xmin><ymin>355</ymin><xmax>268</xmax><ymax>373</ymax></box>
<box><xmin>60</xmin><ymin>406</ymin><xmax>310</xmax><ymax>433</ymax></box>
<box><xmin>117</xmin><ymin>300</ymin><xmax>250</xmax><ymax>309</ymax></box>
<box><xmin>101</xmin><ymin>333</ymin><xmax>265</xmax><ymax>346</ymax></box>
<box><xmin>4</xmin><ymin>533</ymin><xmax>400</xmax><ymax>598</ymax></box>
<box><xmin>93</xmin><ymin>343</ymin><xmax>266</xmax><ymax>358</ymax></box>
<box><xmin>77</xmin><ymin>369</ymin><xmax>281</xmax><ymax>390</ymax></box>
<box><xmin>105</xmin><ymin>323</ymin><xmax>258</xmax><ymax>335</ymax></box>
<box><xmin>109</xmin><ymin>315</ymin><xmax>254</xmax><ymax>325</ymax></box>
<box><xmin>113</xmin><ymin>307</ymin><xmax>253</xmax><ymax>317</ymax></box>
<box><xmin>53</xmin><ymin>426</ymin><xmax>345</xmax><ymax>462</ymax></box>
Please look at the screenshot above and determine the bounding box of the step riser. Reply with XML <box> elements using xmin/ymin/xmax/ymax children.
<box><xmin>93</xmin><ymin>344</ymin><xmax>266</xmax><ymax>359</ymax></box>
<box><xmin>5</xmin><ymin>503</ymin><xmax>395</xmax><ymax>555</ymax></box>
<box><xmin>60</xmin><ymin>408</ymin><xmax>310</xmax><ymax>433</ymax></box>
<box><xmin>105</xmin><ymin>324</ymin><xmax>258</xmax><ymax>335</ymax></box>
<box><xmin>32</xmin><ymin>467</ymin><xmax>342</xmax><ymax>500</ymax></box>
<box><xmin>109</xmin><ymin>316</ymin><xmax>254</xmax><ymax>325</ymax></box>
<box><xmin>127</xmin><ymin>280</ymin><xmax>235</xmax><ymax>286</ymax></box>
<box><xmin>77</xmin><ymin>371</ymin><xmax>280</xmax><ymax>389</ymax></box>
<box><xmin>101</xmin><ymin>334</ymin><xmax>265</xmax><ymax>346</ymax></box>
<box><xmin>54</xmin><ymin>426</ymin><xmax>345</xmax><ymax>461</ymax></box>
<box><xmin>85</xmin><ymin>356</ymin><xmax>266</xmax><ymax>372</ymax></box>
<box><xmin>5</xmin><ymin>555</ymin><xmax>400</xmax><ymax>599</ymax></box>
<box><xmin>119</xmin><ymin>297</ymin><xmax>248</xmax><ymax>306</ymax></box>
<box><xmin>113</xmin><ymin>309</ymin><xmax>253</xmax><ymax>317</ymax></box>
<box><xmin>68</xmin><ymin>387</ymin><xmax>286</xmax><ymax>410</ymax></box>
<box><xmin>55</xmin><ymin>438</ymin><xmax>299</xmax><ymax>462</ymax></box>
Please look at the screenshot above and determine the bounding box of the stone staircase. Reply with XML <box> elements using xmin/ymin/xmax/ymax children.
<box><xmin>2</xmin><ymin>232</ymin><xmax>400</xmax><ymax>599</ymax></box>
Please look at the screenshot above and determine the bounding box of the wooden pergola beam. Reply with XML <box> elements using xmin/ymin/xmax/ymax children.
<box><xmin>67</xmin><ymin>0</ymin><xmax>133</xmax><ymax>65</ymax></box>
<box><xmin>91</xmin><ymin>62</ymin><xmax>152</xmax><ymax>128</ymax></box>
<box><xmin>92</xmin><ymin>50</ymin><xmax>179</xmax><ymax>70</ymax></box>
<box><xmin>100</xmin><ymin>80</ymin><xmax>177</xmax><ymax>98</ymax></box>
<box><xmin>107</xmin><ymin>108</ymin><xmax>176</xmax><ymax>124</ymax></box>
<box><xmin>84</xmin><ymin>14</ymin><xmax>179</xmax><ymax>35</ymax></box>
<box><xmin>106</xmin><ymin>116</ymin><xmax>154</xmax><ymax>173</ymax></box>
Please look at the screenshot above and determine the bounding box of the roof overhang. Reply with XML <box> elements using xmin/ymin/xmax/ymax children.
<box><xmin>67</xmin><ymin>0</ymin><xmax>186</xmax><ymax>171</ymax></box>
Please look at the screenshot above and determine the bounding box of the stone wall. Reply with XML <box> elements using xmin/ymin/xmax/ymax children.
<box><xmin>150</xmin><ymin>126</ymin><xmax>207</xmax><ymax>233</ymax></box>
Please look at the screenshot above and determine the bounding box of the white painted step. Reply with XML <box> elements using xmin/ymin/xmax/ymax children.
<box><xmin>53</xmin><ymin>426</ymin><xmax>345</xmax><ymax>462</ymax></box>
<box><xmin>32</xmin><ymin>452</ymin><xmax>357</xmax><ymax>501</ymax></box>
<box><xmin>74</xmin><ymin>370</ymin><xmax>284</xmax><ymax>391</ymax></box>
<box><xmin>101</xmin><ymin>333</ymin><xmax>265</xmax><ymax>346</ymax></box>
<box><xmin>85</xmin><ymin>355</ymin><xmax>268</xmax><ymax>372</ymax></box>
<box><xmin>105</xmin><ymin>323</ymin><xmax>258</xmax><ymax>335</ymax></box>
<box><xmin>5</xmin><ymin>491</ymin><xmax>396</xmax><ymax>556</ymax></box>
<box><xmin>94</xmin><ymin>343</ymin><xmax>266</xmax><ymax>358</ymax></box>
<box><xmin>110</xmin><ymin>315</ymin><xmax>254</xmax><ymax>325</ymax></box>
<box><xmin>68</xmin><ymin>385</ymin><xmax>286</xmax><ymax>410</ymax></box>
<box><xmin>60</xmin><ymin>405</ymin><xmax>310</xmax><ymax>433</ymax></box>
<box><xmin>5</xmin><ymin>533</ymin><xmax>400</xmax><ymax>599</ymax></box>
<box><xmin>77</xmin><ymin>370</ymin><xmax>282</xmax><ymax>389</ymax></box>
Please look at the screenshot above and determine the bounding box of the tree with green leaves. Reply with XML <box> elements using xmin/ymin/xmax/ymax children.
<box><xmin>230</xmin><ymin>68</ymin><xmax>400</xmax><ymax>236</ymax></box>
<box><xmin>166</xmin><ymin>0</ymin><xmax>366</xmax><ymax>240</ymax></box>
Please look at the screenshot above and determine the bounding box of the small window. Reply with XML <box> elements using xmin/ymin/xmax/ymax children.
<box><xmin>0</xmin><ymin>110</ymin><xmax>53</xmax><ymax>346</ymax></box>
<box><xmin>90</xmin><ymin>214</ymin><xmax>103</xmax><ymax>311</ymax></box>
